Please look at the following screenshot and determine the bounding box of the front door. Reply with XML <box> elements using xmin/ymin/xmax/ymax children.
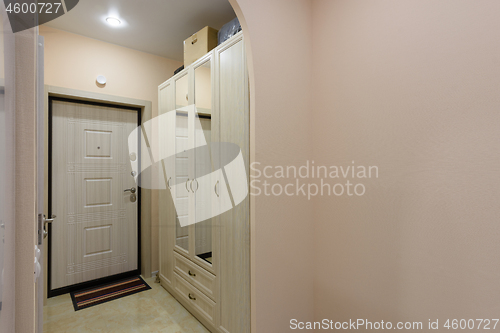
<box><xmin>50</xmin><ymin>97</ymin><xmax>139</xmax><ymax>292</ymax></box>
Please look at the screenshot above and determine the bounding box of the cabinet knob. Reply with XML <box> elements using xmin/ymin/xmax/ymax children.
<box><xmin>188</xmin><ymin>293</ymin><xmax>196</xmax><ymax>301</ymax></box>
<box><xmin>188</xmin><ymin>270</ymin><xmax>196</xmax><ymax>277</ymax></box>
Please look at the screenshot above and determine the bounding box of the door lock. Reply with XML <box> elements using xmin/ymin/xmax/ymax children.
<box><xmin>125</xmin><ymin>188</ymin><xmax>137</xmax><ymax>202</ymax></box>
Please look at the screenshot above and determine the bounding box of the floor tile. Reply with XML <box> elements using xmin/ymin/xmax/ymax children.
<box><xmin>43</xmin><ymin>277</ymin><xmax>210</xmax><ymax>333</ymax></box>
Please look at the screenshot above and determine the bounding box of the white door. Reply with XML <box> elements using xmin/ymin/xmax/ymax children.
<box><xmin>50</xmin><ymin>99</ymin><xmax>139</xmax><ymax>291</ymax></box>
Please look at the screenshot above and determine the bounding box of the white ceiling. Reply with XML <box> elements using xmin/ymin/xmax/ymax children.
<box><xmin>44</xmin><ymin>0</ymin><xmax>236</xmax><ymax>61</ymax></box>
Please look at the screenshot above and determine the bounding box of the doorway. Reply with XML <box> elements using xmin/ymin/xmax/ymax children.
<box><xmin>48</xmin><ymin>96</ymin><xmax>142</xmax><ymax>297</ymax></box>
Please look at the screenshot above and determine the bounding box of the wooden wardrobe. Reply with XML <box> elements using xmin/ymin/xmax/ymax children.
<box><xmin>158</xmin><ymin>32</ymin><xmax>250</xmax><ymax>333</ymax></box>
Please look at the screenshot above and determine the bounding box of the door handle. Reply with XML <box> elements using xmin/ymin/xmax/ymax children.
<box><xmin>190</xmin><ymin>179</ymin><xmax>199</xmax><ymax>192</ymax></box>
<box><xmin>124</xmin><ymin>187</ymin><xmax>136</xmax><ymax>194</ymax></box>
<box><xmin>215</xmin><ymin>180</ymin><xmax>219</xmax><ymax>197</ymax></box>
<box><xmin>167</xmin><ymin>177</ymin><xmax>172</xmax><ymax>189</ymax></box>
<box><xmin>44</xmin><ymin>214</ymin><xmax>56</xmax><ymax>226</ymax></box>
<box><xmin>43</xmin><ymin>215</ymin><xmax>56</xmax><ymax>239</ymax></box>
<box><xmin>186</xmin><ymin>179</ymin><xmax>190</xmax><ymax>192</ymax></box>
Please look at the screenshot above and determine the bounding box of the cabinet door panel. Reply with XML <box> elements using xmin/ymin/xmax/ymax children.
<box><xmin>159</xmin><ymin>81</ymin><xmax>175</xmax><ymax>285</ymax></box>
<box><xmin>193</xmin><ymin>55</ymin><xmax>218</xmax><ymax>273</ymax></box>
<box><xmin>175</xmin><ymin>73</ymin><xmax>189</xmax><ymax>109</ymax></box>
<box><xmin>216</xmin><ymin>35</ymin><xmax>250</xmax><ymax>333</ymax></box>
<box><xmin>175</xmin><ymin>111</ymin><xmax>191</xmax><ymax>254</ymax></box>
<box><xmin>194</xmin><ymin>117</ymin><xmax>213</xmax><ymax>262</ymax></box>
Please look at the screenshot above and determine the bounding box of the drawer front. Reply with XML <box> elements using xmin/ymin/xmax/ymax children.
<box><xmin>173</xmin><ymin>272</ymin><xmax>216</xmax><ymax>325</ymax></box>
<box><xmin>173</xmin><ymin>252</ymin><xmax>216</xmax><ymax>300</ymax></box>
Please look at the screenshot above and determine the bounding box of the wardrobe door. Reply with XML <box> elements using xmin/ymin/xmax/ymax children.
<box><xmin>158</xmin><ymin>80</ymin><xmax>176</xmax><ymax>286</ymax></box>
<box><xmin>192</xmin><ymin>53</ymin><xmax>218</xmax><ymax>275</ymax></box>
<box><xmin>216</xmin><ymin>34</ymin><xmax>250</xmax><ymax>333</ymax></box>
<box><xmin>174</xmin><ymin>72</ymin><xmax>193</xmax><ymax>257</ymax></box>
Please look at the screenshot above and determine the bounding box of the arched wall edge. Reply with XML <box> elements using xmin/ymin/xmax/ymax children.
<box><xmin>225</xmin><ymin>1</ymin><xmax>257</xmax><ymax>332</ymax></box>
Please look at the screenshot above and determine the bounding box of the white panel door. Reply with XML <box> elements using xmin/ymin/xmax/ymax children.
<box><xmin>51</xmin><ymin>99</ymin><xmax>138</xmax><ymax>290</ymax></box>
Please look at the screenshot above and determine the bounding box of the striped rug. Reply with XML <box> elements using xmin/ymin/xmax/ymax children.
<box><xmin>70</xmin><ymin>276</ymin><xmax>151</xmax><ymax>311</ymax></box>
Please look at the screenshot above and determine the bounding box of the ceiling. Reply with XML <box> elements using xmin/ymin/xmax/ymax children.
<box><xmin>44</xmin><ymin>0</ymin><xmax>236</xmax><ymax>61</ymax></box>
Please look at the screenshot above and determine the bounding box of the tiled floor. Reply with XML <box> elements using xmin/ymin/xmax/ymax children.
<box><xmin>43</xmin><ymin>277</ymin><xmax>210</xmax><ymax>333</ymax></box>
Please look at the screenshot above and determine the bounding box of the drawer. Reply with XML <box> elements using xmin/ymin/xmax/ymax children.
<box><xmin>173</xmin><ymin>252</ymin><xmax>216</xmax><ymax>300</ymax></box>
<box><xmin>173</xmin><ymin>272</ymin><xmax>216</xmax><ymax>325</ymax></box>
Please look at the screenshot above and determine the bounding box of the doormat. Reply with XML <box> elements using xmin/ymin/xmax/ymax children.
<box><xmin>70</xmin><ymin>276</ymin><xmax>151</xmax><ymax>311</ymax></box>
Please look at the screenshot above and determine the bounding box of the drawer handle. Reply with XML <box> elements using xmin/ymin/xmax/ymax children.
<box><xmin>188</xmin><ymin>293</ymin><xmax>196</xmax><ymax>300</ymax></box>
<box><xmin>188</xmin><ymin>270</ymin><xmax>196</xmax><ymax>277</ymax></box>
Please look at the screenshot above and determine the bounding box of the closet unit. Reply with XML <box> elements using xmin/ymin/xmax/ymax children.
<box><xmin>158</xmin><ymin>32</ymin><xmax>250</xmax><ymax>333</ymax></box>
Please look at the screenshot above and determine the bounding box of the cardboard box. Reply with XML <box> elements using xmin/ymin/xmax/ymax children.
<box><xmin>184</xmin><ymin>26</ymin><xmax>219</xmax><ymax>66</ymax></box>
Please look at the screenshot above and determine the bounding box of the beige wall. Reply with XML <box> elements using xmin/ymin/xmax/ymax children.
<box><xmin>233</xmin><ymin>0</ymin><xmax>500</xmax><ymax>330</ymax></box>
<box><xmin>40</xmin><ymin>26</ymin><xmax>181</xmax><ymax>118</ymax></box>
<box><xmin>312</xmin><ymin>0</ymin><xmax>500</xmax><ymax>326</ymax></box>
<box><xmin>39</xmin><ymin>26</ymin><xmax>182</xmax><ymax>274</ymax></box>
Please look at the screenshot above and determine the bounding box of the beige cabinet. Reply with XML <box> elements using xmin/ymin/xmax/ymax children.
<box><xmin>158</xmin><ymin>32</ymin><xmax>249</xmax><ymax>333</ymax></box>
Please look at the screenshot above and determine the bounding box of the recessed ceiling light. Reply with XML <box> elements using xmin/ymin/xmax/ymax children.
<box><xmin>106</xmin><ymin>17</ymin><xmax>121</xmax><ymax>26</ymax></box>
